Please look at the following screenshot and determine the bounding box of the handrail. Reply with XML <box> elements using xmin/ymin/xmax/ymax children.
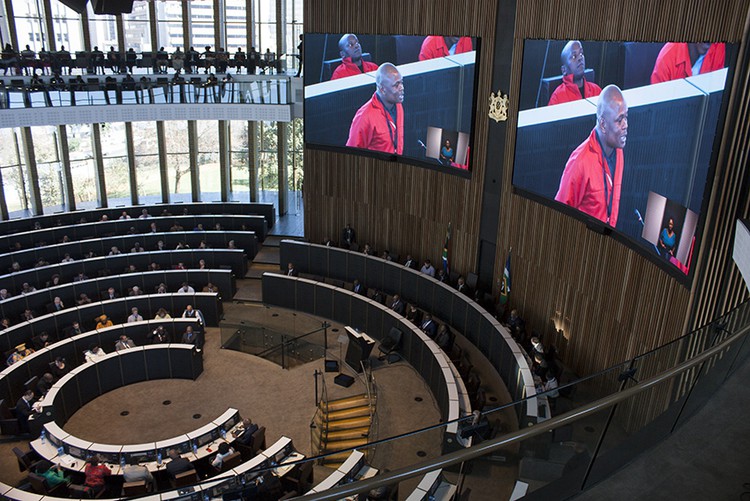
<box><xmin>255</xmin><ymin>322</ymin><xmax>330</xmax><ymax>358</ymax></box>
<box><xmin>294</xmin><ymin>311</ymin><xmax>750</xmax><ymax>500</ymax></box>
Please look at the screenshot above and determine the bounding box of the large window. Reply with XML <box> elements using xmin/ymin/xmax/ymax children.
<box><xmin>49</xmin><ymin>0</ymin><xmax>84</xmax><ymax>52</ymax></box>
<box><xmin>31</xmin><ymin>126</ymin><xmax>66</xmax><ymax>212</ymax></box>
<box><xmin>123</xmin><ymin>1</ymin><xmax>152</xmax><ymax>52</ymax></box>
<box><xmin>87</xmin><ymin>4</ymin><xmax>117</xmax><ymax>52</ymax></box>
<box><xmin>164</xmin><ymin>120</ymin><xmax>191</xmax><ymax>202</ymax></box>
<box><xmin>286</xmin><ymin>0</ymin><xmax>303</xmax><ymax>73</ymax></box>
<box><xmin>12</xmin><ymin>0</ymin><xmax>47</xmax><ymax>52</ymax></box>
<box><xmin>197</xmin><ymin>121</ymin><xmax>220</xmax><ymax>201</ymax></box>
<box><xmin>188</xmin><ymin>0</ymin><xmax>214</xmax><ymax>50</ymax></box>
<box><xmin>225</xmin><ymin>0</ymin><xmax>247</xmax><ymax>52</ymax></box>
<box><xmin>154</xmin><ymin>1</ymin><xmax>183</xmax><ymax>51</ymax></box>
<box><xmin>229</xmin><ymin>120</ymin><xmax>250</xmax><ymax>202</ymax></box>
<box><xmin>67</xmin><ymin>124</ymin><xmax>98</xmax><ymax>208</ymax></box>
<box><xmin>253</xmin><ymin>0</ymin><xmax>276</xmax><ymax>54</ymax></box>
<box><xmin>131</xmin><ymin>121</ymin><xmax>160</xmax><ymax>203</ymax></box>
<box><xmin>0</xmin><ymin>128</ymin><xmax>30</xmax><ymax>215</ymax></box>
<box><xmin>100</xmin><ymin>123</ymin><xmax>131</xmax><ymax>205</ymax></box>
<box><xmin>258</xmin><ymin>121</ymin><xmax>278</xmax><ymax>203</ymax></box>
<box><xmin>286</xmin><ymin>118</ymin><xmax>303</xmax><ymax>214</ymax></box>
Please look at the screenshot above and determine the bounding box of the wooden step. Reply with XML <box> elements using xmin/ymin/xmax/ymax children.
<box><xmin>323</xmin><ymin>416</ymin><xmax>372</xmax><ymax>431</ymax></box>
<box><xmin>325</xmin><ymin>426</ymin><xmax>370</xmax><ymax>442</ymax></box>
<box><xmin>325</xmin><ymin>406</ymin><xmax>370</xmax><ymax>421</ymax></box>
<box><xmin>322</xmin><ymin>437</ymin><xmax>369</xmax><ymax>452</ymax></box>
<box><xmin>321</xmin><ymin>394</ymin><xmax>371</xmax><ymax>411</ymax></box>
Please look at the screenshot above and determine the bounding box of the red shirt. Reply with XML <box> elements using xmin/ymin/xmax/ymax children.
<box><xmin>555</xmin><ymin>129</ymin><xmax>624</xmax><ymax>227</ymax></box>
<box><xmin>650</xmin><ymin>43</ymin><xmax>725</xmax><ymax>84</ymax></box>
<box><xmin>330</xmin><ymin>57</ymin><xmax>378</xmax><ymax>80</ymax></box>
<box><xmin>84</xmin><ymin>463</ymin><xmax>111</xmax><ymax>487</ymax></box>
<box><xmin>418</xmin><ymin>37</ymin><xmax>473</xmax><ymax>61</ymax></box>
<box><xmin>346</xmin><ymin>92</ymin><xmax>404</xmax><ymax>155</ymax></box>
<box><xmin>548</xmin><ymin>74</ymin><xmax>602</xmax><ymax>106</ymax></box>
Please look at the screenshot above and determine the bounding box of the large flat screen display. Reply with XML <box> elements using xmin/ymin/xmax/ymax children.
<box><xmin>304</xmin><ymin>33</ymin><xmax>479</xmax><ymax>176</ymax></box>
<box><xmin>513</xmin><ymin>39</ymin><xmax>736</xmax><ymax>281</ymax></box>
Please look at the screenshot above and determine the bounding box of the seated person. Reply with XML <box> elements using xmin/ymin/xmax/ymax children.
<box><xmin>129</xmin><ymin>285</ymin><xmax>144</xmax><ymax>296</ymax></box>
<box><xmin>406</xmin><ymin>304</ymin><xmax>423</xmax><ymax>326</ymax></box>
<box><xmin>420</xmin><ymin>313</ymin><xmax>438</xmax><ymax>338</ymax></box>
<box><xmin>548</xmin><ymin>40</ymin><xmax>601</xmax><ymax>106</ymax></box>
<box><xmin>202</xmin><ymin>282</ymin><xmax>219</xmax><ymax>293</ymax></box>
<box><xmin>165</xmin><ymin>449</ymin><xmax>193</xmax><ymax>479</ymax></box>
<box><xmin>331</xmin><ymin>34</ymin><xmax>378</xmax><ymax>80</ymax></box>
<box><xmin>84</xmin><ymin>456</ymin><xmax>111</xmax><ymax>496</ymax></box>
<box><xmin>85</xmin><ymin>344</ymin><xmax>107</xmax><ymax>363</ymax></box>
<box><xmin>211</xmin><ymin>442</ymin><xmax>235</xmax><ymax>470</ymax></box>
<box><xmin>155</xmin><ymin>307</ymin><xmax>171</xmax><ymax>319</ymax></box>
<box><xmin>115</xmin><ymin>334</ymin><xmax>135</xmax><ymax>351</ymax></box>
<box><xmin>36</xmin><ymin>373</ymin><xmax>55</xmax><ymax>397</ymax></box>
<box><xmin>181</xmin><ymin>325</ymin><xmax>202</xmax><ymax>350</ymax></box>
<box><xmin>232</xmin><ymin>418</ymin><xmax>259</xmax><ymax>446</ymax></box>
<box><xmin>103</xmin><ymin>287</ymin><xmax>118</xmax><ymax>300</ymax></box>
<box><xmin>177</xmin><ymin>282</ymin><xmax>195</xmax><ymax>294</ymax></box>
<box><xmin>96</xmin><ymin>315</ymin><xmax>113</xmax><ymax>329</ymax></box>
<box><xmin>32</xmin><ymin>331</ymin><xmax>54</xmax><ymax>350</ymax></box>
<box><xmin>50</xmin><ymin>357</ymin><xmax>69</xmax><ymax>379</ymax></box>
<box><xmin>7</xmin><ymin>344</ymin><xmax>34</xmax><ymax>365</ymax></box>
<box><xmin>122</xmin><ymin>456</ymin><xmax>155</xmax><ymax>491</ymax></box>
<box><xmin>182</xmin><ymin>304</ymin><xmax>205</xmax><ymax>325</ymax></box>
<box><xmin>37</xmin><ymin>461</ymin><xmax>70</xmax><ymax>488</ymax></box>
<box><xmin>148</xmin><ymin>325</ymin><xmax>170</xmax><ymax>344</ymax></box>
<box><xmin>434</xmin><ymin>324</ymin><xmax>454</xmax><ymax>351</ymax></box>
<box><xmin>127</xmin><ymin>307</ymin><xmax>143</xmax><ymax>323</ymax></box>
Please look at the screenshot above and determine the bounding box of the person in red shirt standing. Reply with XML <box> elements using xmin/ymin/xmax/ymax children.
<box><xmin>650</xmin><ymin>42</ymin><xmax>725</xmax><ymax>84</ymax></box>
<box><xmin>346</xmin><ymin>63</ymin><xmax>405</xmax><ymax>155</ymax></box>
<box><xmin>555</xmin><ymin>85</ymin><xmax>628</xmax><ymax>227</ymax></box>
<box><xmin>330</xmin><ymin>34</ymin><xmax>378</xmax><ymax>80</ymax></box>
<box><xmin>418</xmin><ymin>36</ymin><xmax>473</xmax><ymax>61</ymax></box>
<box><xmin>84</xmin><ymin>456</ymin><xmax>111</xmax><ymax>496</ymax></box>
<box><xmin>548</xmin><ymin>40</ymin><xmax>602</xmax><ymax>106</ymax></box>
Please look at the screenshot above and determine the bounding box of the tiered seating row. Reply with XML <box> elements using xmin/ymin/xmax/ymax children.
<box><xmin>0</xmin><ymin>202</ymin><xmax>274</xmax><ymax>234</ymax></box>
<box><xmin>0</xmin><ymin>231</ymin><xmax>257</xmax><ymax>273</ymax></box>
<box><xmin>0</xmin><ymin>214</ymin><xmax>267</xmax><ymax>255</ymax></box>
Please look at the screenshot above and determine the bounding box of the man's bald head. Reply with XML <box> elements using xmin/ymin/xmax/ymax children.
<box><xmin>375</xmin><ymin>63</ymin><xmax>404</xmax><ymax>108</ymax></box>
<box><xmin>596</xmin><ymin>85</ymin><xmax>628</xmax><ymax>154</ymax></box>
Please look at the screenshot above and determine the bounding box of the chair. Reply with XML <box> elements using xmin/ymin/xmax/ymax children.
<box><xmin>122</xmin><ymin>479</ymin><xmax>150</xmax><ymax>496</ymax></box>
<box><xmin>28</xmin><ymin>471</ymin><xmax>68</xmax><ymax>496</ymax></box>
<box><xmin>220</xmin><ymin>450</ymin><xmax>242</xmax><ymax>470</ymax></box>
<box><xmin>236</xmin><ymin>426</ymin><xmax>266</xmax><ymax>458</ymax></box>
<box><xmin>378</xmin><ymin>327</ymin><xmax>403</xmax><ymax>364</ymax></box>
<box><xmin>13</xmin><ymin>446</ymin><xmax>42</xmax><ymax>472</ymax></box>
<box><xmin>69</xmin><ymin>483</ymin><xmax>105</xmax><ymax>498</ymax></box>
<box><xmin>282</xmin><ymin>459</ymin><xmax>313</xmax><ymax>493</ymax></box>
<box><xmin>170</xmin><ymin>468</ymin><xmax>199</xmax><ymax>488</ymax></box>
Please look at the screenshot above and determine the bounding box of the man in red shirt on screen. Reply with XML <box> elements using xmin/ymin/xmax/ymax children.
<box><xmin>346</xmin><ymin>63</ymin><xmax>404</xmax><ymax>155</ymax></box>
<box><xmin>418</xmin><ymin>36</ymin><xmax>473</xmax><ymax>61</ymax></box>
<box><xmin>548</xmin><ymin>40</ymin><xmax>602</xmax><ymax>106</ymax></box>
<box><xmin>330</xmin><ymin>34</ymin><xmax>379</xmax><ymax>80</ymax></box>
<box><xmin>555</xmin><ymin>85</ymin><xmax>628</xmax><ymax>227</ymax></box>
<box><xmin>650</xmin><ymin>42</ymin><xmax>725</xmax><ymax>84</ymax></box>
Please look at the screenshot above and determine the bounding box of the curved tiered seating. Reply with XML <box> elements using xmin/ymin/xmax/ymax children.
<box><xmin>0</xmin><ymin>292</ymin><xmax>221</xmax><ymax>355</ymax></box>
<box><xmin>0</xmin><ymin>269</ymin><xmax>232</xmax><ymax>333</ymax></box>
<box><xmin>0</xmin><ymin>231</ymin><xmax>257</xmax><ymax>273</ymax></box>
<box><xmin>0</xmin><ymin>249</ymin><xmax>248</xmax><ymax>295</ymax></box>
<box><xmin>0</xmin><ymin>202</ymin><xmax>274</xmax><ymax>234</ymax></box>
<box><xmin>279</xmin><ymin>240</ymin><xmax>538</xmax><ymax>425</ymax></box>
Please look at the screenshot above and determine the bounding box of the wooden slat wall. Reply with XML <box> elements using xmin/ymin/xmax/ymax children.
<box><xmin>303</xmin><ymin>0</ymin><xmax>498</xmax><ymax>273</ymax></box>
<box><xmin>499</xmin><ymin>0</ymin><xmax>750</xmax><ymax>376</ymax></box>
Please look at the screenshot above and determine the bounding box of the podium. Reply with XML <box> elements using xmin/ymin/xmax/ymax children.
<box><xmin>344</xmin><ymin>326</ymin><xmax>375</xmax><ymax>373</ymax></box>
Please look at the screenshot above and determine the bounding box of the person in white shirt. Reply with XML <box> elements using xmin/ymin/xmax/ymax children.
<box><xmin>211</xmin><ymin>442</ymin><xmax>235</xmax><ymax>469</ymax></box>
<box><xmin>420</xmin><ymin>259</ymin><xmax>436</xmax><ymax>277</ymax></box>
<box><xmin>127</xmin><ymin>307</ymin><xmax>144</xmax><ymax>323</ymax></box>
<box><xmin>84</xmin><ymin>344</ymin><xmax>107</xmax><ymax>363</ymax></box>
<box><xmin>177</xmin><ymin>282</ymin><xmax>195</xmax><ymax>294</ymax></box>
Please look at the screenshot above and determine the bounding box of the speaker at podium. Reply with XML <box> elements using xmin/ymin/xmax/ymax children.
<box><xmin>344</xmin><ymin>326</ymin><xmax>375</xmax><ymax>373</ymax></box>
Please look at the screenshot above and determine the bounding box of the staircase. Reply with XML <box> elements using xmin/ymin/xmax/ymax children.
<box><xmin>313</xmin><ymin>393</ymin><xmax>375</xmax><ymax>468</ymax></box>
